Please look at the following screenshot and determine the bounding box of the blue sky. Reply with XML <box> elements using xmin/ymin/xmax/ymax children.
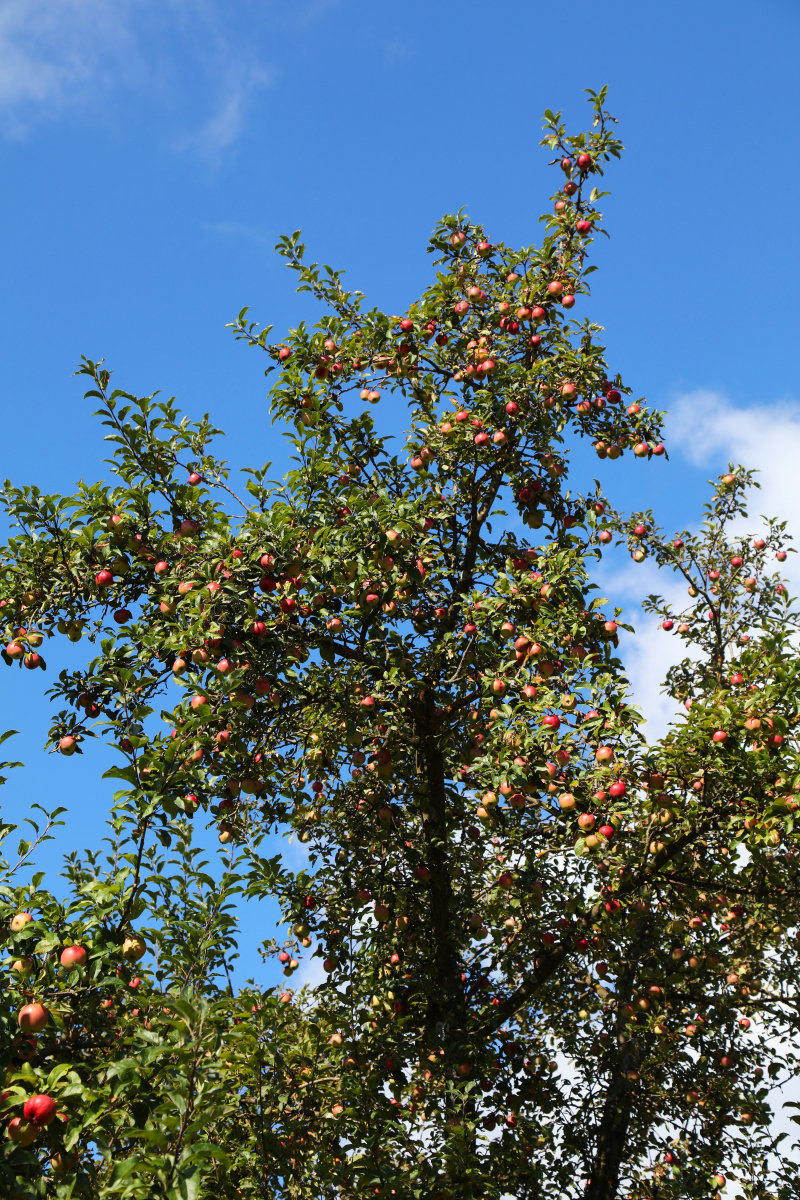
<box><xmin>1</xmin><ymin>0</ymin><xmax>799</xmax><ymax>987</ymax></box>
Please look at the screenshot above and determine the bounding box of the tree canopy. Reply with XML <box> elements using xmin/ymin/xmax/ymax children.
<box><xmin>0</xmin><ymin>88</ymin><xmax>799</xmax><ymax>1200</ymax></box>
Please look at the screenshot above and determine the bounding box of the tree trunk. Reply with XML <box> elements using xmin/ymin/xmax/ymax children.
<box><xmin>419</xmin><ymin>688</ymin><xmax>461</xmax><ymax>1040</ymax></box>
<box><xmin>584</xmin><ymin>1078</ymin><xmax>634</xmax><ymax>1200</ymax></box>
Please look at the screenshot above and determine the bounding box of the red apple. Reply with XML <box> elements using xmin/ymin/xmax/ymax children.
<box><xmin>24</xmin><ymin>1094</ymin><xmax>57</xmax><ymax>1126</ymax></box>
<box><xmin>60</xmin><ymin>945</ymin><xmax>87</xmax><ymax>968</ymax></box>
<box><xmin>18</xmin><ymin>1002</ymin><xmax>49</xmax><ymax>1032</ymax></box>
<box><xmin>8</xmin><ymin>1116</ymin><xmax>37</xmax><ymax>1145</ymax></box>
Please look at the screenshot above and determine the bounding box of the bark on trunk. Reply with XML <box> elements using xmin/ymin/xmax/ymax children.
<box><xmin>584</xmin><ymin>1079</ymin><xmax>634</xmax><ymax>1200</ymax></box>
<box><xmin>419</xmin><ymin>689</ymin><xmax>461</xmax><ymax>1038</ymax></box>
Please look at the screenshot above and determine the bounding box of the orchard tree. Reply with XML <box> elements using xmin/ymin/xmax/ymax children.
<box><xmin>0</xmin><ymin>88</ymin><xmax>799</xmax><ymax>1199</ymax></box>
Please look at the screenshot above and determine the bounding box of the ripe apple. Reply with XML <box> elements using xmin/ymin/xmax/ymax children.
<box><xmin>18</xmin><ymin>1002</ymin><xmax>49</xmax><ymax>1032</ymax></box>
<box><xmin>122</xmin><ymin>934</ymin><xmax>146</xmax><ymax>962</ymax></box>
<box><xmin>60</xmin><ymin>945</ymin><xmax>87</xmax><ymax>968</ymax></box>
<box><xmin>51</xmin><ymin>1151</ymin><xmax>78</xmax><ymax>1173</ymax></box>
<box><xmin>23</xmin><ymin>1094</ymin><xmax>57</xmax><ymax>1126</ymax></box>
<box><xmin>10</xmin><ymin>911</ymin><xmax>33</xmax><ymax>932</ymax></box>
<box><xmin>7</xmin><ymin>1117</ymin><xmax>37</xmax><ymax>1145</ymax></box>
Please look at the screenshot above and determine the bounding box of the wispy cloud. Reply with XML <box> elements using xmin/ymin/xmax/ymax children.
<box><xmin>175</xmin><ymin>62</ymin><xmax>273</xmax><ymax>162</ymax></box>
<box><xmin>202</xmin><ymin>220</ymin><xmax>272</xmax><ymax>243</ymax></box>
<box><xmin>0</xmin><ymin>0</ymin><xmax>131</xmax><ymax>133</ymax></box>
<box><xmin>0</xmin><ymin>0</ymin><xmax>274</xmax><ymax>156</ymax></box>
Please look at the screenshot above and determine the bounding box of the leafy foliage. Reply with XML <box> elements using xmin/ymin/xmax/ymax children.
<box><xmin>0</xmin><ymin>91</ymin><xmax>798</xmax><ymax>1200</ymax></box>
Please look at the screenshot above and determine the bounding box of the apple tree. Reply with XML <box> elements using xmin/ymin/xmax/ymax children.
<box><xmin>0</xmin><ymin>88</ymin><xmax>799</xmax><ymax>1200</ymax></box>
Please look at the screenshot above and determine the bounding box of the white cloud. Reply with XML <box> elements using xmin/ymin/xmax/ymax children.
<box><xmin>669</xmin><ymin>389</ymin><xmax>800</xmax><ymax>583</ymax></box>
<box><xmin>594</xmin><ymin>390</ymin><xmax>800</xmax><ymax>737</ymax></box>
<box><xmin>595</xmin><ymin>556</ymin><xmax>691</xmax><ymax>738</ymax></box>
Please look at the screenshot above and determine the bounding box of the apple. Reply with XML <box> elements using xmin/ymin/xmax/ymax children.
<box><xmin>51</xmin><ymin>1151</ymin><xmax>78</xmax><ymax>1173</ymax></box>
<box><xmin>7</xmin><ymin>1117</ymin><xmax>37</xmax><ymax>1145</ymax></box>
<box><xmin>595</xmin><ymin>746</ymin><xmax>614</xmax><ymax>764</ymax></box>
<box><xmin>10</xmin><ymin>912</ymin><xmax>33</xmax><ymax>932</ymax></box>
<box><xmin>712</xmin><ymin>730</ymin><xmax>728</xmax><ymax>743</ymax></box>
<box><xmin>122</xmin><ymin>934</ymin><xmax>146</xmax><ymax>962</ymax></box>
<box><xmin>60</xmin><ymin>945</ymin><xmax>87</xmax><ymax>968</ymax></box>
<box><xmin>113</xmin><ymin>608</ymin><xmax>132</xmax><ymax>624</ymax></box>
<box><xmin>23</xmin><ymin>1094</ymin><xmax>57</xmax><ymax>1126</ymax></box>
<box><xmin>11</xmin><ymin>957</ymin><xmax>33</xmax><ymax>976</ymax></box>
<box><xmin>661</xmin><ymin>620</ymin><xmax>674</xmax><ymax>630</ymax></box>
<box><xmin>95</xmin><ymin>570</ymin><xmax>113</xmax><ymax>588</ymax></box>
<box><xmin>18</xmin><ymin>1002</ymin><xmax>49</xmax><ymax>1032</ymax></box>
